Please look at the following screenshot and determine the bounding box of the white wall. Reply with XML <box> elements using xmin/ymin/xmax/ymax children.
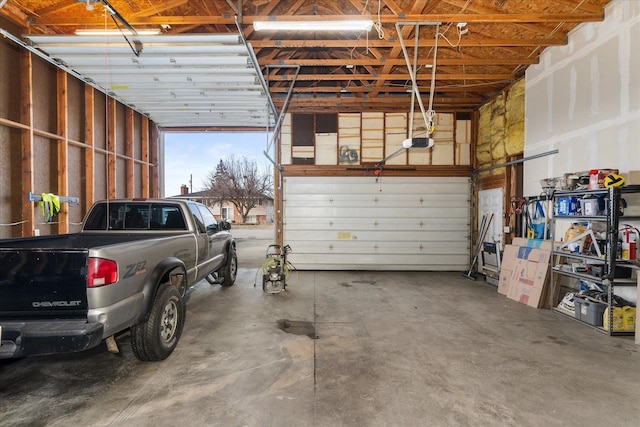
<box><xmin>523</xmin><ymin>0</ymin><xmax>640</xmax><ymax>196</ymax></box>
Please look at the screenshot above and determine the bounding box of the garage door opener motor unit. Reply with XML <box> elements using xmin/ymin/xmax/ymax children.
<box><xmin>260</xmin><ymin>244</ymin><xmax>293</xmax><ymax>294</ymax></box>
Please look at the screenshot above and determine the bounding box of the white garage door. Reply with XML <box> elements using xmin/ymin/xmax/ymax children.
<box><xmin>283</xmin><ymin>176</ymin><xmax>471</xmax><ymax>270</ymax></box>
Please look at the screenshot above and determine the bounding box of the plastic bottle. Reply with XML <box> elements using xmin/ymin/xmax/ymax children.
<box><xmin>623</xmin><ymin>306</ymin><xmax>636</xmax><ymax>332</ymax></box>
<box><xmin>604</xmin><ymin>306</ymin><xmax>624</xmax><ymax>332</ymax></box>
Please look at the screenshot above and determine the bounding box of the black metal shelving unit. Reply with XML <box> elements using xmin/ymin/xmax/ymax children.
<box><xmin>549</xmin><ymin>185</ymin><xmax>640</xmax><ymax>335</ymax></box>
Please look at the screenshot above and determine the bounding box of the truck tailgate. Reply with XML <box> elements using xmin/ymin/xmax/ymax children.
<box><xmin>0</xmin><ymin>249</ymin><xmax>89</xmax><ymax>319</ymax></box>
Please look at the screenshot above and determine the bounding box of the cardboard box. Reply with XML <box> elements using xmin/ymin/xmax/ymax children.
<box><xmin>502</xmin><ymin>238</ymin><xmax>552</xmax><ymax>308</ymax></box>
<box><xmin>498</xmin><ymin>244</ymin><xmax>518</xmax><ymax>295</ymax></box>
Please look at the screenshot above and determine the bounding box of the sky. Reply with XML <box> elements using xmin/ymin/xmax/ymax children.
<box><xmin>163</xmin><ymin>132</ymin><xmax>273</xmax><ymax>196</ymax></box>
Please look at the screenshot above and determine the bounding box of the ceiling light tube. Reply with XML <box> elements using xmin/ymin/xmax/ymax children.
<box><xmin>253</xmin><ymin>20</ymin><xmax>373</xmax><ymax>32</ymax></box>
<box><xmin>74</xmin><ymin>28</ymin><xmax>161</xmax><ymax>36</ymax></box>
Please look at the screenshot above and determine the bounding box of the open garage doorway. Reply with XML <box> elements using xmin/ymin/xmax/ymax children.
<box><xmin>161</xmin><ymin>132</ymin><xmax>273</xmax><ymax>197</ymax></box>
<box><xmin>161</xmin><ymin>131</ymin><xmax>274</xmax><ymax>225</ymax></box>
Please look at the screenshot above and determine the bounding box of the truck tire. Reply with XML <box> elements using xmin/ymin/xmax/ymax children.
<box><xmin>220</xmin><ymin>246</ymin><xmax>237</xmax><ymax>287</ymax></box>
<box><xmin>130</xmin><ymin>284</ymin><xmax>185</xmax><ymax>361</ymax></box>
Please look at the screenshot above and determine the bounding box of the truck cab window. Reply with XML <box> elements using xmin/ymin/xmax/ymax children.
<box><xmin>197</xmin><ymin>205</ymin><xmax>219</xmax><ymax>234</ymax></box>
<box><xmin>187</xmin><ymin>203</ymin><xmax>206</xmax><ymax>233</ymax></box>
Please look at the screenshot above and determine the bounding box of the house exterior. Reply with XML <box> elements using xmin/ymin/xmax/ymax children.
<box><xmin>171</xmin><ymin>185</ymin><xmax>274</xmax><ymax>224</ymax></box>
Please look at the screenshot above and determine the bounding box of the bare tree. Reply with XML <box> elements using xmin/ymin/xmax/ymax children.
<box><xmin>204</xmin><ymin>160</ymin><xmax>234</xmax><ymax>219</ymax></box>
<box><xmin>204</xmin><ymin>156</ymin><xmax>273</xmax><ymax>223</ymax></box>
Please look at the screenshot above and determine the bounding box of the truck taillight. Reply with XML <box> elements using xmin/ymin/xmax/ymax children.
<box><xmin>87</xmin><ymin>258</ymin><xmax>118</xmax><ymax>287</ymax></box>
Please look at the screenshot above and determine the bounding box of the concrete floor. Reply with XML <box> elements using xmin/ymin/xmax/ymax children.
<box><xmin>1</xmin><ymin>229</ymin><xmax>640</xmax><ymax>426</ymax></box>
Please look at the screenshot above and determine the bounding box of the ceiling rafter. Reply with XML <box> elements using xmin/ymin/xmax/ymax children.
<box><xmin>1</xmin><ymin>0</ymin><xmax>612</xmax><ymax>122</ymax></box>
<box><xmin>249</xmin><ymin>37</ymin><xmax>567</xmax><ymax>48</ymax></box>
<box><xmin>129</xmin><ymin>0</ymin><xmax>189</xmax><ymax>19</ymax></box>
<box><xmin>32</xmin><ymin>12</ymin><xmax>604</xmax><ymax>26</ymax></box>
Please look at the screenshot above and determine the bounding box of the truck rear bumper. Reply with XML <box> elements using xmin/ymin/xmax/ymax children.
<box><xmin>0</xmin><ymin>320</ymin><xmax>104</xmax><ymax>359</ymax></box>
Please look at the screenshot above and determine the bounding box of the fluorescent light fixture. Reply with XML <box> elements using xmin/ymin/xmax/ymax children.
<box><xmin>253</xmin><ymin>19</ymin><xmax>373</xmax><ymax>32</ymax></box>
<box><xmin>74</xmin><ymin>28</ymin><xmax>161</xmax><ymax>36</ymax></box>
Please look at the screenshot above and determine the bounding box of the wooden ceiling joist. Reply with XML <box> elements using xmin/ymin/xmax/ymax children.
<box><xmin>2</xmin><ymin>0</ymin><xmax>612</xmax><ymax>118</ymax></box>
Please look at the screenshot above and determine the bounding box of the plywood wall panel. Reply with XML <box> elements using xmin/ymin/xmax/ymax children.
<box><xmin>432</xmin><ymin>141</ymin><xmax>454</xmax><ymax>165</ymax></box>
<box><xmin>280</xmin><ymin>113</ymin><xmax>292</xmax><ymax>165</ymax></box>
<box><xmin>135</xmin><ymin>163</ymin><xmax>143</xmax><ymax>198</ymax></box>
<box><xmin>455</xmin><ymin>120</ymin><xmax>471</xmax><ymax>144</ymax></box>
<box><xmin>67</xmin><ymin>76</ymin><xmax>84</xmax><ymax>143</ymax></box>
<box><xmin>94</xmin><ymin>92</ymin><xmax>107</xmax><ymax>150</ymax></box>
<box><xmin>291</xmin><ymin>146</ymin><xmax>314</xmax><ymax>159</ymax></box>
<box><xmin>431</xmin><ymin>113</ymin><xmax>454</xmax><ymax>144</ymax></box>
<box><xmin>316</xmin><ymin>133</ymin><xmax>338</xmax><ymax>165</ymax></box>
<box><xmin>385</xmin><ymin>113</ymin><xmax>407</xmax><ymax>166</ymax></box>
<box><xmin>116</xmin><ymin>103</ymin><xmax>126</xmax><ymax>155</ymax></box>
<box><xmin>116</xmin><ymin>157</ymin><xmax>127</xmax><ymax>197</ymax></box>
<box><xmin>68</xmin><ymin>145</ymin><xmax>84</xmax><ymax>228</ymax></box>
<box><xmin>361</xmin><ymin>112</ymin><xmax>384</xmax><ymax>163</ymax></box>
<box><xmin>338</xmin><ymin>113</ymin><xmax>361</xmax><ymax>165</ymax></box>
<box><xmin>31</xmin><ymin>59</ymin><xmax>57</xmax><ymax>135</ymax></box>
<box><xmin>94</xmin><ymin>152</ymin><xmax>107</xmax><ymax>200</ymax></box>
<box><xmin>0</xmin><ymin>39</ymin><xmax>21</xmax><ymax>123</ymax></box>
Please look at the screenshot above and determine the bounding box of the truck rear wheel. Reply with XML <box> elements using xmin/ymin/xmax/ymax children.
<box><xmin>220</xmin><ymin>246</ymin><xmax>237</xmax><ymax>287</ymax></box>
<box><xmin>131</xmin><ymin>284</ymin><xmax>185</xmax><ymax>361</ymax></box>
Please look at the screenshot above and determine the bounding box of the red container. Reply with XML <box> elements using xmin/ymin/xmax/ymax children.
<box><xmin>589</xmin><ymin>169</ymin><xmax>618</xmax><ymax>190</ymax></box>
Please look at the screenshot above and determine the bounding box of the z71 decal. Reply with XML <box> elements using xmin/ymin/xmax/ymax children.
<box><xmin>124</xmin><ymin>261</ymin><xmax>147</xmax><ymax>279</ymax></box>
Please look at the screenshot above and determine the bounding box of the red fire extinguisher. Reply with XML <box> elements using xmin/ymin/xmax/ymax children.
<box><xmin>620</xmin><ymin>225</ymin><xmax>639</xmax><ymax>260</ymax></box>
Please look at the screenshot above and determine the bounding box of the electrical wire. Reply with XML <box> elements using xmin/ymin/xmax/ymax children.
<box><xmin>372</xmin><ymin>0</ymin><xmax>385</xmax><ymax>40</ymax></box>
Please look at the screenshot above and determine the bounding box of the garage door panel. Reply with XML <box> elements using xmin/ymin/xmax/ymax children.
<box><xmin>284</xmin><ymin>229</ymin><xmax>468</xmax><ymax>243</ymax></box>
<box><xmin>284</xmin><ymin>205</ymin><xmax>469</xmax><ymax>220</ymax></box>
<box><xmin>283</xmin><ymin>176</ymin><xmax>470</xmax><ymax>271</ymax></box>
<box><xmin>285</xmin><ymin>181</ymin><xmax>468</xmax><ymax>196</ymax></box>
<box><xmin>285</xmin><ymin>217</ymin><xmax>469</xmax><ymax>232</ymax></box>
<box><xmin>288</xmin><ymin>253</ymin><xmax>468</xmax><ymax>271</ymax></box>
<box><xmin>285</xmin><ymin>194</ymin><xmax>469</xmax><ymax>209</ymax></box>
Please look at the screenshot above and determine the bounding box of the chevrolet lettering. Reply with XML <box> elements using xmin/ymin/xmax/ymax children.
<box><xmin>32</xmin><ymin>301</ymin><xmax>82</xmax><ymax>308</ymax></box>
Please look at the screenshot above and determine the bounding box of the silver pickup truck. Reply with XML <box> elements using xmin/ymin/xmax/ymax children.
<box><xmin>0</xmin><ymin>198</ymin><xmax>237</xmax><ymax>361</ymax></box>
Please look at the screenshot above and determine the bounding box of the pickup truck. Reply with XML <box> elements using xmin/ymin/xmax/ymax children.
<box><xmin>0</xmin><ymin>198</ymin><xmax>237</xmax><ymax>361</ymax></box>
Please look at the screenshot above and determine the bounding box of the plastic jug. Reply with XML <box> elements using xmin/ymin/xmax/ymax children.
<box><xmin>603</xmin><ymin>306</ymin><xmax>624</xmax><ymax>332</ymax></box>
<box><xmin>622</xmin><ymin>306</ymin><xmax>636</xmax><ymax>332</ymax></box>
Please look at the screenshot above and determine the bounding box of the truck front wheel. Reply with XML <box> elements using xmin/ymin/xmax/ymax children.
<box><xmin>220</xmin><ymin>246</ymin><xmax>237</xmax><ymax>287</ymax></box>
<box><xmin>131</xmin><ymin>284</ymin><xmax>185</xmax><ymax>361</ymax></box>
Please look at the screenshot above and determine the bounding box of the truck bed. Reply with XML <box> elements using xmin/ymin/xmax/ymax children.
<box><xmin>0</xmin><ymin>232</ymin><xmax>190</xmax><ymax>249</ymax></box>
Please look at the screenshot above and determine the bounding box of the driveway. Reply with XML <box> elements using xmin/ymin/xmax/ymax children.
<box><xmin>231</xmin><ymin>224</ymin><xmax>275</xmax><ymax>268</ymax></box>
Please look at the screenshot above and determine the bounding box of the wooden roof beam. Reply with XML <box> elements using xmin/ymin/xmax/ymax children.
<box><xmin>268</xmin><ymin>84</ymin><xmax>501</xmax><ymax>93</ymax></box>
<box><xmin>259</xmin><ymin>57</ymin><xmax>538</xmax><ymax>66</ymax></box>
<box><xmin>250</xmin><ymin>38</ymin><xmax>566</xmax><ymax>48</ymax></box>
<box><xmin>267</xmin><ymin>73</ymin><xmax>514</xmax><ymax>81</ymax></box>
<box><xmin>34</xmin><ymin>12</ymin><xmax>604</xmax><ymax>26</ymax></box>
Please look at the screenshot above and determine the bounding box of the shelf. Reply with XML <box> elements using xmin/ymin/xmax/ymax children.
<box><xmin>554</xmin><ymin>215</ymin><xmax>607</xmax><ymax>221</ymax></box>
<box><xmin>551</xmin><ymin>267</ymin><xmax>606</xmax><ymax>284</ymax></box>
<box><xmin>551</xmin><ymin>306</ymin><xmax>634</xmax><ymax>335</ymax></box>
<box><xmin>552</xmin><ymin>250</ymin><xmax>605</xmax><ymax>262</ymax></box>
<box><xmin>552</xmin><ymin>305</ymin><xmax>576</xmax><ymax>318</ymax></box>
<box><xmin>549</xmin><ymin>185</ymin><xmax>639</xmax><ymax>337</ymax></box>
<box><xmin>550</xmin><ymin>306</ymin><xmax>610</xmax><ymax>334</ymax></box>
<box><xmin>553</xmin><ymin>188</ymin><xmax>609</xmax><ymax>197</ymax></box>
<box><xmin>608</xmin><ymin>279</ymin><xmax>637</xmax><ymax>286</ymax></box>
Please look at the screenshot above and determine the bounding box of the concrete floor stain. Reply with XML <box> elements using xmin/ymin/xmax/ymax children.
<box><xmin>352</xmin><ymin>280</ymin><xmax>376</xmax><ymax>285</ymax></box>
<box><xmin>277</xmin><ymin>319</ymin><xmax>318</xmax><ymax>339</ymax></box>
